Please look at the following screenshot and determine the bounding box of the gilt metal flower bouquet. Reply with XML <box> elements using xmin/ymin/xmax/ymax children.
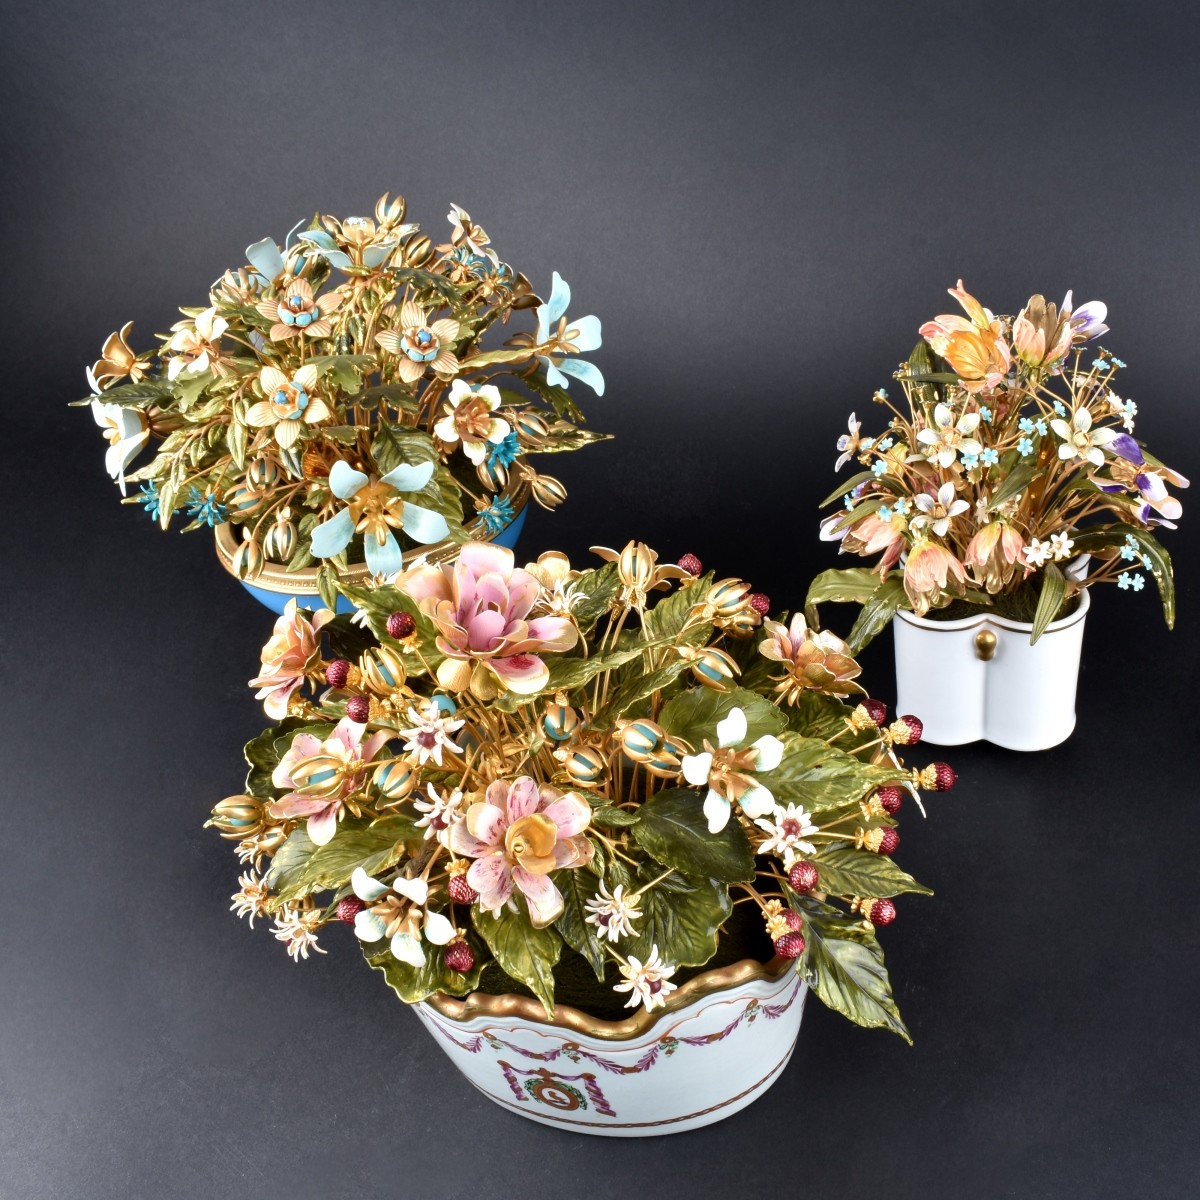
<box><xmin>210</xmin><ymin>541</ymin><xmax>956</xmax><ymax>1041</ymax></box>
<box><xmin>810</xmin><ymin>281</ymin><xmax>1185</xmax><ymax>645</ymax></box>
<box><xmin>80</xmin><ymin>193</ymin><xmax>607</xmax><ymax>605</ymax></box>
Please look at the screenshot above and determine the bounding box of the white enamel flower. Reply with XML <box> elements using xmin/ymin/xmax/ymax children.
<box><xmin>271</xmin><ymin>905</ymin><xmax>327</xmax><ymax>962</ymax></box>
<box><xmin>350</xmin><ymin>868</ymin><xmax>456</xmax><ymax>968</ymax></box>
<box><xmin>229</xmin><ymin>870</ymin><xmax>271</xmax><ymax>928</ymax></box>
<box><xmin>754</xmin><ymin>803</ymin><xmax>819</xmax><ymax>867</ymax></box>
<box><xmin>400</xmin><ymin>701</ymin><xmax>465</xmax><ymax>767</ymax></box>
<box><xmin>1051</xmin><ymin>407</ymin><xmax>1114</xmax><ymax>467</ymax></box>
<box><xmin>1023</xmin><ymin>538</ymin><xmax>1052</xmax><ymax>569</ymax></box>
<box><xmin>915</xmin><ymin>403</ymin><xmax>983</xmax><ymax>468</ymax></box>
<box><xmin>835</xmin><ymin>412</ymin><xmax>874</xmax><ymax>470</ymax></box>
<box><xmin>91</xmin><ymin>399</ymin><xmax>149</xmax><ymax>495</ymax></box>
<box><xmin>584</xmin><ymin>881</ymin><xmax>642</xmax><ymax>943</ymax></box>
<box><xmin>1049</xmin><ymin>532</ymin><xmax>1075</xmax><ymax>562</ymax></box>
<box><xmin>614</xmin><ymin>944</ymin><xmax>678</xmax><ymax>1012</ymax></box>
<box><xmin>910</xmin><ymin>481</ymin><xmax>970</xmax><ymax>538</ymax></box>
<box><xmin>680</xmin><ymin>706</ymin><xmax>785</xmax><ymax>834</ymax></box>
<box><xmin>413</xmin><ymin>784</ymin><xmax>466</xmax><ymax>844</ymax></box>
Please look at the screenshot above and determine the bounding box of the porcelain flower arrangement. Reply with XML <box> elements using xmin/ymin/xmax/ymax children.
<box><xmin>80</xmin><ymin>193</ymin><xmax>607</xmax><ymax>605</ymax></box>
<box><xmin>811</xmin><ymin>282</ymin><xmax>1185</xmax><ymax>645</ymax></box>
<box><xmin>210</xmin><ymin>540</ymin><xmax>957</xmax><ymax>1041</ymax></box>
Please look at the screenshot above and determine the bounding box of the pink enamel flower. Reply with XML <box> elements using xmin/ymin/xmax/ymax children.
<box><xmin>448</xmin><ymin>777</ymin><xmax>593</xmax><ymax>927</ymax></box>
<box><xmin>248</xmin><ymin>599</ymin><xmax>334</xmax><ymax>718</ymax></box>
<box><xmin>397</xmin><ymin>542</ymin><xmax>578</xmax><ymax>696</ymax></box>
<box><xmin>267</xmin><ymin>717</ymin><xmax>390</xmax><ymax>846</ymax></box>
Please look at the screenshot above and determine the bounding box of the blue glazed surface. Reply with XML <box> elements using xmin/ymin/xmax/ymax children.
<box><xmin>238</xmin><ymin>505</ymin><xmax>529</xmax><ymax>615</ymax></box>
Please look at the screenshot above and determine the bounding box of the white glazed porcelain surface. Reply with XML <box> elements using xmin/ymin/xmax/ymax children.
<box><xmin>893</xmin><ymin>588</ymin><xmax>1089</xmax><ymax>751</ymax></box>
<box><xmin>414</xmin><ymin>968</ymin><xmax>807</xmax><ymax>1137</ymax></box>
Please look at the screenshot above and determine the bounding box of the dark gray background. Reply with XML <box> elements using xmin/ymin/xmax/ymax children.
<box><xmin>2</xmin><ymin>1</ymin><xmax>1197</xmax><ymax>1197</ymax></box>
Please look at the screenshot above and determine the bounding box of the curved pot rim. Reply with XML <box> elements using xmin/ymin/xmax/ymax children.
<box><xmin>425</xmin><ymin>955</ymin><xmax>792</xmax><ymax>1041</ymax></box>
<box><xmin>214</xmin><ymin>474</ymin><xmax>531</xmax><ymax>594</ymax></box>
<box><xmin>895</xmin><ymin>554</ymin><xmax>1092</xmax><ymax>636</ymax></box>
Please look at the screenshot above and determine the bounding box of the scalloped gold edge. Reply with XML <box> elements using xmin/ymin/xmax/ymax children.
<box><xmin>214</xmin><ymin>474</ymin><xmax>532</xmax><ymax>593</ymax></box>
<box><xmin>426</xmin><ymin>956</ymin><xmax>792</xmax><ymax>1041</ymax></box>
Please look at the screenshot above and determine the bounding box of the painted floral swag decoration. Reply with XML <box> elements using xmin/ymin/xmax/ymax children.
<box><xmin>210</xmin><ymin>541</ymin><xmax>957</xmax><ymax>1042</ymax></box>
<box><xmin>79</xmin><ymin>194</ymin><xmax>606</xmax><ymax>606</ymax></box>
<box><xmin>810</xmin><ymin>282</ymin><xmax>1185</xmax><ymax>647</ymax></box>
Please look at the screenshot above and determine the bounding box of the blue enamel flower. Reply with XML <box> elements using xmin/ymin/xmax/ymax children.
<box><xmin>536</xmin><ymin>272</ymin><xmax>604</xmax><ymax>395</ymax></box>
<box><xmin>981</xmin><ymin>448</ymin><xmax>999</xmax><ymax>467</ymax></box>
<box><xmin>187</xmin><ymin>487</ymin><xmax>227</xmax><ymax>527</ymax></box>
<box><xmin>476</xmin><ymin>495</ymin><xmax>515</xmax><ymax>536</ymax></box>
<box><xmin>1018</xmin><ymin>437</ymin><xmax>1035</xmax><ymax>457</ymax></box>
<box><xmin>487</xmin><ymin>431</ymin><xmax>521</xmax><ymax>471</ymax></box>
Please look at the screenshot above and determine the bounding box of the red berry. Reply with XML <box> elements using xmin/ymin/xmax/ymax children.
<box><xmin>336</xmin><ymin>896</ymin><xmax>366</xmax><ymax>924</ymax></box>
<box><xmin>445</xmin><ymin>941</ymin><xmax>475</xmax><ymax>973</ymax></box>
<box><xmin>876</xmin><ymin>785</ymin><xmax>904</xmax><ymax>815</ymax></box>
<box><xmin>869</xmin><ymin>898</ymin><xmax>897</xmax><ymax>926</ymax></box>
<box><xmin>678</xmin><ymin>553</ymin><xmax>703</xmax><ymax>576</ymax></box>
<box><xmin>326</xmin><ymin>659</ymin><xmax>350</xmax><ymax>689</ymax></box>
<box><xmin>931</xmin><ymin>762</ymin><xmax>957</xmax><ymax>792</ymax></box>
<box><xmin>878</xmin><ymin>827</ymin><xmax>900</xmax><ymax>855</ymax></box>
<box><xmin>448</xmin><ymin>875</ymin><xmax>478</xmax><ymax>904</ymax></box>
<box><xmin>891</xmin><ymin>714</ymin><xmax>924</xmax><ymax>745</ymax></box>
<box><xmin>783</xmin><ymin>909</ymin><xmax>804</xmax><ymax>931</ymax></box>
<box><xmin>788</xmin><ymin>861</ymin><xmax>819</xmax><ymax>894</ymax></box>
<box><xmin>861</xmin><ymin>698</ymin><xmax>888</xmax><ymax>727</ymax></box>
<box><xmin>748</xmin><ymin>592</ymin><xmax>771</xmax><ymax>616</ymax></box>
<box><xmin>387</xmin><ymin>610</ymin><xmax>416</xmax><ymax>639</ymax></box>
<box><xmin>774</xmin><ymin>932</ymin><xmax>806</xmax><ymax>959</ymax></box>
<box><xmin>346</xmin><ymin>695</ymin><xmax>371</xmax><ymax>723</ymax></box>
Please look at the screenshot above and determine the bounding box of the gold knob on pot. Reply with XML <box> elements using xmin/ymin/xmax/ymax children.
<box><xmin>974</xmin><ymin>629</ymin><xmax>997</xmax><ymax>661</ymax></box>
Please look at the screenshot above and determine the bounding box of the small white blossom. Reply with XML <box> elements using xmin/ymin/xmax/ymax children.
<box><xmin>754</xmin><ymin>803</ymin><xmax>819</xmax><ymax>867</ymax></box>
<box><xmin>910</xmin><ymin>481</ymin><xmax>970</xmax><ymax>538</ymax></box>
<box><xmin>614</xmin><ymin>945</ymin><xmax>678</xmax><ymax>1012</ymax></box>
<box><xmin>230</xmin><ymin>870</ymin><xmax>271</xmax><ymax>928</ymax></box>
<box><xmin>400</xmin><ymin>701</ymin><xmax>465</xmax><ymax>767</ymax></box>
<box><xmin>272</xmin><ymin>906</ymin><xmax>327</xmax><ymax>962</ymax></box>
<box><xmin>1023</xmin><ymin>538</ymin><xmax>1052</xmax><ymax>569</ymax></box>
<box><xmin>1049</xmin><ymin>532</ymin><xmax>1075</xmax><ymax>562</ymax></box>
<box><xmin>413</xmin><ymin>784</ymin><xmax>466</xmax><ymax>844</ymax></box>
<box><xmin>584</xmin><ymin>882</ymin><xmax>642</xmax><ymax>943</ymax></box>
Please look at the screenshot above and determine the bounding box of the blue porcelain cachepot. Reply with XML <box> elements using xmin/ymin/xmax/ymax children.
<box><xmin>214</xmin><ymin>481</ymin><xmax>529</xmax><ymax>615</ymax></box>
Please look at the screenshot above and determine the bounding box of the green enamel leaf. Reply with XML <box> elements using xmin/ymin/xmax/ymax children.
<box><xmin>657</xmin><ymin>685</ymin><xmax>786</xmax><ymax>750</ymax></box>
<box><xmin>798</xmin><ymin>898</ymin><xmax>910</xmax><ymax>1042</ymax></box>
<box><xmin>474</xmin><ymin>907</ymin><xmax>564</xmax><ymax>1017</ymax></box>
<box><xmin>1030</xmin><ymin>561</ymin><xmax>1067</xmax><ymax>644</ymax></box>
<box><xmin>624</xmin><ymin>870</ymin><xmax>732</xmax><ymax>968</ymax></box>
<box><xmin>846</xmin><ymin>575</ymin><xmax>909</xmax><ymax>653</ymax></box>
<box><xmin>811</xmin><ymin>843</ymin><xmax>932</xmax><ymax>898</ymax></box>
<box><xmin>1070</xmin><ymin>523</ymin><xmax>1175</xmax><ymax>629</ymax></box>
<box><xmin>553</xmin><ymin>869</ymin><xmax>611</xmax><ymax>981</ymax></box>
<box><xmin>804</xmin><ymin>567</ymin><xmax>885</xmax><ymax>627</ymax></box>
<box><xmin>363</xmin><ymin>934</ymin><xmax>486</xmax><ymax>1004</ymax></box>
<box><xmin>757</xmin><ymin>733</ymin><xmax>908</xmax><ymax>812</ymax></box>
<box><xmin>633</xmin><ymin>788</ymin><xmax>756</xmax><ymax>883</ymax></box>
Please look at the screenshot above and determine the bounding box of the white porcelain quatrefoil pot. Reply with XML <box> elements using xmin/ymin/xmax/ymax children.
<box><xmin>414</xmin><ymin>958</ymin><xmax>806</xmax><ymax>1136</ymax></box>
<box><xmin>893</xmin><ymin>558</ymin><xmax>1091</xmax><ymax>751</ymax></box>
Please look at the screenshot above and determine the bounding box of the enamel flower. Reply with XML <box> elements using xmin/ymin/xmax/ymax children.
<box><xmin>680</xmin><ymin>706</ymin><xmax>785</xmax><ymax>834</ymax></box>
<box><xmin>911</xmin><ymin>482</ymin><xmax>970</xmax><ymax>538</ymax></box>
<box><xmin>614</xmin><ymin>945</ymin><xmax>677</xmax><ymax>1012</ymax></box>
<box><xmin>536</xmin><ymin>272</ymin><xmax>604</xmax><ymax>395</ymax></box>
<box><xmin>350</xmin><ymin>868</ymin><xmax>457</xmax><ymax>968</ymax></box>
<box><xmin>272</xmin><ymin>905</ymin><xmax>326</xmax><ymax>961</ymax></box>
<box><xmin>447</xmin><ymin>777</ymin><xmax>593</xmax><ymax>927</ymax></box>
<box><xmin>310</xmin><ymin>460</ymin><xmax>451</xmax><ymax>575</ymax></box>
<box><xmin>256</xmin><ymin>277</ymin><xmax>342</xmax><ymax>342</ymax></box>
<box><xmin>916</xmin><ymin>403</ymin><xmax>983</xmax><ymax>468</ymax></box>
<box><xmin>413</xmin><ymin>784</ymin><xmax>466</xmax><ymax>844</ymax></box>
<box><xmin>397</xmin><ymin>543</ymin><xmax>579</xmax><ymax>696</ymax></box>
<box><xmin>1023</xmin><ymin>538</ymin><xmax>1052</xmax><ymax>569</ymax></box>
<box><xmin>1049</xmin><ymin>532</ymin><xmax>1075</xmax><ymax>562</ymax></box>
<box><xmin>248</xmin><ymin>598</ymin><xmax>334</xmax><ymax>719</ymax></box>
<box><xmin>89</xmin><ymin>322</ymin><xmax>146</xmax><ymax>388</ymax></box>
<box><xmin>90</xmin><ymin>399</ymin><xmax>149</xmax><ymax>495</ymax></box>
<box><xmin>401</xmin><ymin>701</ymin><xmax>465</xmax><ymax>767</ymax></box>
<box><xmin>759</xmin><ymin>615</ymin><xmax>863</xmax><ymax>702</ymax></box>
<box><xmin>584</xmin><ymin>881</ymin><xmax>642</xmax><ymax>943</ymax></box>
<box><xmin>433</xmin><ymin>379</ymin><xmax>510</xmax><ymax>465</ymax></box>
<box><xmin>165</xmin><ymin>306</ymin><xmax>228</xmax><ymax>379</ymax></box>
<box><xmin>376</xmin><ymin>299</ymin><xmax>461</xmax><ymax>384</ymax></box>
<box><xmin>1051</xmin><ymin>407</ymin><xmax>1114</xmax><ymax>467</ymax></box>
<box><xmin>835</xmin><ymin>412</ymin><xmax>874</xmax><ymax>470</ymax></box>
<box><xmin>267</xmin><ymin>717</ymin><xmax>391</xmax><ymax>845</ymax></box>
<box><xmin>755</xmin><ymin>803</ymin><xmax>819</xmax><ymax>867</ymax></box>
<box><xmin>246</xmin><ymin>364</ymin><xmax>332</xmax><ymax>450</ymax></box>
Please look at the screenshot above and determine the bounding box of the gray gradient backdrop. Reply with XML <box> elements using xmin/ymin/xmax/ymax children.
<box><xmin>2</xmin><ymin>2</ymin><xmax>1198</xmax><ymax>1197</ymax></box>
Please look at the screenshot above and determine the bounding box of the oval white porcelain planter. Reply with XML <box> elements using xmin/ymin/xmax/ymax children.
<box><xmin>893</xmin><ymin>582</ymin><xmax>1090</xmax><ymax>751</ymax></box>
<box><xmin>413</xmin><ymin>960</ymin><xmax>806</xmax><ymax>1137</ymax></box>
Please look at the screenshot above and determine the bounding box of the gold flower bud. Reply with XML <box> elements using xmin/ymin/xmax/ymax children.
<box><xmin>231</xmin><ymin>531</ymin><xmax>264</xmax><ymax>581</ymax></box>
<box><xmin>543</xmin><ymin>696</ymin><xmax>582</xmax><ymax>743</ymax></box>
<box><xmin>246</xmin><ymin>456</ymin><xmax>280</xmax><ymax>489</ymax></box>
<box><xmin>721</xmin><ymin>606</ymin><xmax>761</xmax><ymax>639</ymax></box>
<box><xmin>288</xmin><ymin>754</ymin><xmax>348</xmax><ymax>799</ymax></box>
<box><xmin>253</xmin><ymin>825</ymin><xmax>290</xmax><ymax>856</ymax></box>
<box><xmin>529</xmin><ymin>473</ymin><xmax>568</xmax><ymax>510</ymax></box>
<box><xmin>146</xmin><ymin>406</ymin><xmax>184</xmax><ymax>437</ymax></box>
<box><xmin>707</xmin><ymin>578</ymin><xmax>752</xmax><ymax>620</ymax></box>
<box><xmin>264</xmin><ymin>509</ymin><xmax>298</xmax><ymax>562</ymax></box>
<box><xmin>227</xmin><ymin>483</ymin><xmax>266</xmax><ymax>520</ymax></box>
<box><xmin>373</xmin><ymin>759</ymin><xmax>417</xmax><ymax>801</ymax></box>
<box><xmin>513</xmin><ymin>411</ymin><xmax>549</xmax><ymax>444</ymax></box>
<box><xmin>614</xmin><ymin>718</ymin><xmax>665</xmax><ymax>762</ymax></box>
<box><xmin>643</xmin><ymin>738</ymin><xmax>690</xmax><ymax>780</ymax></box>
<box><xmin>358</xmin><ymin>646</ymin><xmax>407</xmax><ymax>695</ymax></box>
<box><xmin>400</xmin><ymin>232</ymin><xmax>434</xmax><ymax>268</ymax></box>
<box><xmin>206</xmin><ymin>795</ymin><xmax>265</xmax><ymax>839</ymax></box>
<box><xmin>562</xmin><ymin>745</ymin><xmax>608</xmax><ymax>787</ymax></box>
<box><xmin>679</xmin><ymin>645</ymin><xmax>740</xmax><ymax>691</ymax></box>
<box><xmin>477</xmin><ymin>458</ymin><xmax>508</xmax><ymax>490</ymax></box>
<box><xmin>375</xmin><ymin>191</ymin><xmax>407</xmax><ymax>227</ymax></box>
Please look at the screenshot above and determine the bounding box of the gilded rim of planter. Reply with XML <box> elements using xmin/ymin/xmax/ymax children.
<box><xmin>213</xmin><ymin>475</ymin><xmax>531</xmax><ymax>594</ymax></box>
<box><xmin>427</xmin><ymin>955</ymin><xmax>792</xmax><ymax>1041</ymax></box>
